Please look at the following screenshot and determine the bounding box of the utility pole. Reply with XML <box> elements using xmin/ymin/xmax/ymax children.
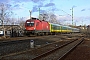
<box><xmin>82</xmin><ymin>20</ymin><xmax>83</xmax><ymax>26</ymax></box>
<box><xmin>39</xmin><ymin>8</ymin><xmax>40</xmax><ymax>19</ymax></box>
<box><xmin>71</xmin><ymin>7</ymin><xmax>74</xmax><ymax>26</ymax></box>
<box><xmin>29</xmin><ymin>10</ymin><xmax>32</xmax><ymax>19</ymax></box>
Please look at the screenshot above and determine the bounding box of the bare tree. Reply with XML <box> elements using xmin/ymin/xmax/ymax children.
<box><xmin>49</xmin><ymin>14</ymin><xmax>57</xmax><ymax>23</ymax></box>
<box><xmin>0</xmin><ymin>3</ymin><xmax>13</xmax><ymax>25</ymax></box>
<box><xmin>39</xmin><ymin>13</ymin><xmax>49</xmax><ymax>21</ymax></box>
<box><xmin>39</xmin><ymin>11</ymin><xmax>60</xmax><ymax>24</ymax></box>
<box><xmin>18</xmin><ymin>17</ymin><xmax>25</xmax><ymax>29</ymax></box>
<box><xmin>0</xmin><ymin>3</ymin><xmax>13</xmax><ymax>38</ymax></box>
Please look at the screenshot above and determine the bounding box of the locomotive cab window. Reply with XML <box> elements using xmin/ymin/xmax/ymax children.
<box><xmin>26</xmin><ymin>22</ymin><xmax>34</xmax><ymax>26</ymax></box>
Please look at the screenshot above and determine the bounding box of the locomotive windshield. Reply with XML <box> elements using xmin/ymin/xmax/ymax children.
<box><xmin>26</xmin><ymin>22</ymin><xmax>34</xmax><ymax>26</ymax></box>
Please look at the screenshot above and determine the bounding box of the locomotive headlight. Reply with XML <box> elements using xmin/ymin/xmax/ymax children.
<box><xmin>34</xmin><ymin>27</ymin><xmax>35</xmax><ymax>30</ymax></box>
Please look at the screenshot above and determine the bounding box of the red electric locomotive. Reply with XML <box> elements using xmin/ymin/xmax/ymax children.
<box><xmin>25</xmin><ymin>18</ymin><xmax>50</xmax><ymax>36</ymax></box>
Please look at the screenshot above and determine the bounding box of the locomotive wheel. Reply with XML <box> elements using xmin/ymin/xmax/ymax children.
<box><xmin>42</xmin><ymin>33</ymin><xmax>44</xmax><ymax>36</ymax></box>
<box><xmin>45</xmin><ymin>32</ymin><xmax>48</xmax><ymax>35</ymax></box>
<box><xmin>37</xmin><ymin>33</ymin><xmax>40</xmax><ymax>36</ymax></box>
<box><xmin>35</xmin><ymin>33</ymin><xmax>38</xmax><ymax>36</ymax></box>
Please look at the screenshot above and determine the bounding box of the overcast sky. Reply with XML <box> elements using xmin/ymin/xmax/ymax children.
<box><xmin>0</xmin><ymin>0</ymin><xmax>90</xmax><ymax>26</ymax></box>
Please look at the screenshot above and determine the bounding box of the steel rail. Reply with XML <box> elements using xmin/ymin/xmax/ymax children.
<box><xmin>32</xmin><ymin>39</ymin><xmax>78</xmax><ymax>60</ymax></box>
<box><xmin>58</xmin><ymin>37</ymin><xmax>84</xmax><ymax>60</ymax></box>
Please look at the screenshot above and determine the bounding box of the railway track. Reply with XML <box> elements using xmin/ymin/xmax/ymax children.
<box><xmin>0</xmin><ymin>33</ymin><xmax>84</xmax><ymax>60</ymax></box>
<box><xmin>1</xmin><ymin>39</ymin><xmax>71</xmax><ymax>59</ymax></box>
<box><xmin>1</xmin><ymin>37</ymin><xmax>81</xmax><ymax>60</ymax></box>
<box><xmin>32</xmin><ymin>37</ymin><xmax>84</xmax><ymax>60</ymax></box>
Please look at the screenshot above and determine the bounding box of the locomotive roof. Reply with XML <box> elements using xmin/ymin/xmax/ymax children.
<box><xmin>26</xmin><ymin>18</ymin><xmax>49</xmax><ymax>23</ymax></box>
